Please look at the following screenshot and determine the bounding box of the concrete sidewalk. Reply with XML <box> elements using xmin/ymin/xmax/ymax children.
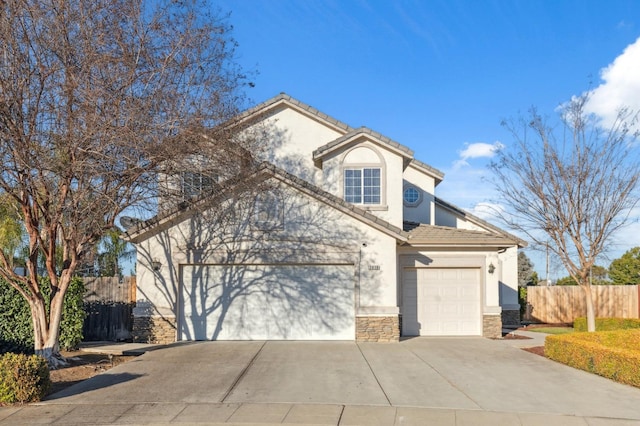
<box><xmin>3</xmin><ymin>401</ymin><xmax>638</xmax><ymax>425</ymax></box>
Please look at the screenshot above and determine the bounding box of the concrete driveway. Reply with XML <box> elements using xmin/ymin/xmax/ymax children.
<box><xmin>3</xmin><ymin>338</ymin><xmax>640</xmax><ymax>425</ymax></box>
<box><xmin>40</xmin><ymin>338</ymin><xmax>640</xmax><ymax>419</ymax></box>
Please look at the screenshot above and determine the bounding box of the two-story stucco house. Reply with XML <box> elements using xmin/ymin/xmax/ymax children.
<box><xmin>124</xmin><ymin>93</ymin><xmax>525</xmax><ymax>344</ymax></box>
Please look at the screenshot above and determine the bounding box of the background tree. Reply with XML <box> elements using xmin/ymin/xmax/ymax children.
<box><xmin>0</xmin><ymin>195</ymin><xmax>24</xmax><ymax>270</ymax></box>
<box><xmin>555</xmin><ymin>275</ymin><xmax>578</xmax><ymax>286</ymax></box>
<box><xmin>517</xmin><ymin>251</ymin><xmax>536</xmax><ymax>287</ymax></box>
<box><xmin>609</xmin><ymin>247</ymin><xmax>640</xmax><ymax>285</ymax></box>
<box><xmin>556</xmin><ymin>265</ymin><xmax>609</xmax><ymax>286</ymax></box>
<box><xmin>590</xmin><ymin>265</ymin><xmax>610</xmax><ymax>285</ymax></box>
<box><xmin>490</xmin><ymin>95</ymin><xmax>639</xmax><ymax>332</ymax></box>
<box><xmin>96</xmin><ymin>229</ymin><xmax>135</xmax><ymax>278</ymax></box>
<box><xmin>0</xmin><ymin>0</ymin><xmax>255</xmax><ymax>365</ymax></box>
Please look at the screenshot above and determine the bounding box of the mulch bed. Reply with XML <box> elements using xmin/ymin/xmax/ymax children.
<box><xmin>522</xmin><ymin>346</ymin><xmax>545</xmax><ymax>357</ymax></box>
<box><xmin>47</xmin><ymin>351</ymin><xmax>136</xmax><ymax>396</ymax></box>
<box><xmin>501</xmin><ymin>333</ymin><xmax>532</xmax><ymax>340</ymax></box>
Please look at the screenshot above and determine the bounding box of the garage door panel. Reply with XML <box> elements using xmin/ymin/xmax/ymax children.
<box><xmin>402</xmin><ymin>267</ymin><xmax>481</xmax><ymax>336</ymax></box>
<box><xmin>180</xmin><ymin>264</ymin><xmax>355</xmax><ymax>341</ymax></box>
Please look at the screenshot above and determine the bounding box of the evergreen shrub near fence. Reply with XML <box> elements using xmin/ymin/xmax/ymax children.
<box><xmin>573</xmin><ymin>317</ymin><xmax>640</xmax><ymax>332</ymax></box>
<box><xmin>545</xmin><ymin>330</ymin><xmax>640</xmax><ymax>388</ymax></box>
<box><xmin>0</xmin><ymin>352</ymin><xmax>51</xmax><ymax>404</ymax></box>
<box><xmin>0</xmin><ymin>277</ymin><xmax>86</xmax><ymax>353</ymax></box>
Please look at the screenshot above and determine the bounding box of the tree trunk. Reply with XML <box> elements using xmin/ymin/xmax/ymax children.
<box><xmin>583</xmin><ymin>283</ymin><xmax>596</xmax><ymax>332</ymax></box>
<box><xmin>29</xmin><ymin>289</ymin><xmax>68</xmax><ymax>369</ymax></box>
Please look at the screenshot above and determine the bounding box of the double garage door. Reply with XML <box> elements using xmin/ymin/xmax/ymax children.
<box><xmin>402</xmin><ymin>268</ymin><xmax>482</xmax><ymax>336</ymax></box>
<box><xmin>178</xmin><ymin>263</ymin><xmax>355</xmax><ymax>341</ymax></box>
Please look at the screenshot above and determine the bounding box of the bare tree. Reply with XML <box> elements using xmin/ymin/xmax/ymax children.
<box><xmin>490</xmin><ymin>95</ymin><xmax>640</xmax><ymax>332</ymax></box>
<box><xmin>0</xmin><ymin>0</ymin><xmax>254</xmax><ymax>365</ymax></box>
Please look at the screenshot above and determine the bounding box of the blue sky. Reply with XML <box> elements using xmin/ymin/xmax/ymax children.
<box><xmin>216</xmin><ymin>0</ymin><xmax>640</xmax><ymax>278</ymax></box>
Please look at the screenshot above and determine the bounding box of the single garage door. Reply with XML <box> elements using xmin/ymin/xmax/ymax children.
<box><xmin>179</xmin><ymin>264</ymin><xmax>355</xmax><ymax>341</ymax></box>
<box><xmin>402</xmin><ymin>268</ymin><xmax>481</xmax><ymax>336</ymax></box>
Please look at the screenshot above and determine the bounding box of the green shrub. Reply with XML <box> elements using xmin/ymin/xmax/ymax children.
<box><xmin>573</xmin><ymin>317</ymin><xmax>640</xmax><ymax>332</ymax></box>
<box><xmin>0</xmin><ymin>353</ymin><xmax>51</xmax><ymax>404</ymax></box>
<box><xmin>545</xmin><ymin>330</ymin><xmax>640</xmax><ymax>387</ymax></box>
<box><xmin>0</xmin><ymin>277</ymin><xmax>86</xmax><ymax>353</ymax></box>
<box><xmin>0</xmin><ymin>281</ymin><xmax>34</xmax><ymax>354</ymax></box>
<box><xmin>57</xmin><ymin>277</ymin><xmax>86</xmax><ymax>350</ymax></box>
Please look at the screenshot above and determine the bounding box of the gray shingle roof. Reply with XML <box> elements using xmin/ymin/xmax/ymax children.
<box><xmin>434</xmin><ymin>197</ymin><xmax>527</xmax><ymax>247</ymax></box>
<box><xmin>403</xmin><ymin>221</ymin><xmax>519</xmax><ymax>247</ymax></box>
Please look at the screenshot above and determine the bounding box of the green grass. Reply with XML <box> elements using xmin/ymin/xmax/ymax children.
<box><xmin>527</xmin><ymin>327</ymin><xmax>574</xmax><ymax>335</ymax></box>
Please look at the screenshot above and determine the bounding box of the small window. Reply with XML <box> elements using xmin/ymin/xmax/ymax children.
<box><xmin>344</xmin><ymin>168</ymin><xmax>381</xmax><ymax>205</ymax></box>
<box><xmin>403</xmin><ymin>186</ymin><xmax>422</xmax><ymax>206</ymax></box>
<box><xmin>181</xmin><ymin>172</ymin><xmax>216</xmax><ymax>200</ymax></box>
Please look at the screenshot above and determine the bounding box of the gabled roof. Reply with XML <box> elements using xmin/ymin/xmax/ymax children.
<box><xmin>228</xmin><ymin>93</ymin><xmax>354</xmax><ymax>134</ymax></box>
<box><xmin>313</xmin><ymin>126</ymin><xmax>414</xmax><ymax>160</ymax></box>
<box><xmin>228</xmin><ymin>93</ymin><xmax>445</xmax><ymax>185</ymax></box>
<box><xmin>434</xmin><ymin>197</ymin><xmax>527</xmax><ymax>247</ymax></box>
<box><xmin>124</xmin><ymin>162</ymin><xmax>409</xmax><ymax>244</ymax></box>
<box><xmin>403</xmin><ymin>221</ymin><xmax>520</xmax><ymax>248</ymax></box>
<box><xmin>312</xmin><ymin>127</ymin><xmax>445</xmax><ymax>184</ymax></box>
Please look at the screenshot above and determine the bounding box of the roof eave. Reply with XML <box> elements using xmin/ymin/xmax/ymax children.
<box><xmin>230</xmin><ymin>93</ymin><xmax>354</xmax><ymax>135</ymax></box>
<box><xmin>313</xmin><ymin>127</ymin><xmax>414</xmax><ymax>163</ymax></box>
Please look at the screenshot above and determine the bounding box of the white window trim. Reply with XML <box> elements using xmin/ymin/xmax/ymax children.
<box><xmin>344</xmin><ymin>167</ymin><xmax>382</xmax><ymax>205</ymax></box>
<box><xmin>340</xmin><ymin>145</ymin><xmax>387</xmax><ymax>210</ymax></box>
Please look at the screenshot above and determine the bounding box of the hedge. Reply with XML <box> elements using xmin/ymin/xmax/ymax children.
<box><xmin>545</xmin><ymin>330</ymin><xmax>640</xmax><ymax>387</ymax></box>
<box><xmin>0</xmin><ymin>277</ymin><xmax>86</xmax><ymax>354</ymax></box>
<box><xmin>573</xmin><ymin>317</ymin><xmax>640</xmax><ymax>332</ymax></box>
<box><xmin>0</xmin><ymin>353</ymin><xmax>51</xmax><ymax>404</ymax></box>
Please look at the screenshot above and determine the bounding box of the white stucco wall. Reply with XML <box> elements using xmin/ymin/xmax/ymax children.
<box><xmin>319</xmin><ymin>140</ymin><xmax>406</xmax><ymax>229</ymax></box>
<box><xmin>243</xmin><ymin>106</ymin><xmax>345</xmax><ymax>185</ymax></box>
<box><xmin>434</xmin><ymin>204</ymin><xmax>486</xmax><ymax>231</ymax></box>
<box><xmin>499</xmin><ymin>246</ymin><xmax>520</xmax><ymax>311</ymax></box>
<box><xmin>134</xmin><ymin>178</ymin><xmax>400</xmax><ymax>324</ymax></box>
<box><xmin>402</xmin><ymin>164</ymin><xmax>436</xmax><ymax>225</ymax></box>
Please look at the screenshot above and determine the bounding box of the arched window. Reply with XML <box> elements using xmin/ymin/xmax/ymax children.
<box><xmin>341</xmin><ymin>146</ymin><xmax>385</xmax><ymax>206</ymax></box>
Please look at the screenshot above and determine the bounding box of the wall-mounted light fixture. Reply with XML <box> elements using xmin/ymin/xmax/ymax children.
<box><xmin>488</xmin><ymin>263</ymin><xmax>495</xmax><ymax>274</ymax></box>
<box><xmin>151</xmin><ymin>260</ymin><xmax>162</xmax><ymax>272</ymax></box>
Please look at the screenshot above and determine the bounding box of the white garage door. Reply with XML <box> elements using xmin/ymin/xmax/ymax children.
<box><xmin>402</xmin><ymin>268</ymin><xmax>481</xmax><ymax>336</ymax></box>
<box><xmin>179</xmin><ymin>264</ymin><xmax>355</xmax><ymax>341</ymax></box>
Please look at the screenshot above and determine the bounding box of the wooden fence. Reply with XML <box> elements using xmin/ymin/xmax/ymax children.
<box><xmin>525</xmin><ymin>285</ymin><xmax>640</xmax><ymax>324</ymax></box>
<box><xmin>82</xmin><ymin>276</ymin><xmax>136</xmax><ymax>342</ymax></box>
<box><xmin>83</xmin><ymin>276</ymin><xmax>136</xmax><ymax>303</ymax></box>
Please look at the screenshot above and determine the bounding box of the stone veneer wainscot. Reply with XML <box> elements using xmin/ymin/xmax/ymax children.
<box><xmin>356</xmin><ymin>315</ymin><xmax>400</xmax><ymax>342</ymax></box>
<box><xmin>133</xmin><ymin>315</ymin><xmax>176</xmax><ymax>344</ymax></box>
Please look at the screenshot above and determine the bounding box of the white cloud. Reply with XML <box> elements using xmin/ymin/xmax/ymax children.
<box><xmin>453</xmin><ymin>141</ymin><xmax>504</xmax><ymax>169</ymax></box>
<box><xmin>467</xmin><ymin>202</ymin><xmax>503</xmax><ymax>221</ymax></box>
<box><xmin>585</xmin><ymin>36</ymin><xmax>640</xmax><ymax>130</ymax></box>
